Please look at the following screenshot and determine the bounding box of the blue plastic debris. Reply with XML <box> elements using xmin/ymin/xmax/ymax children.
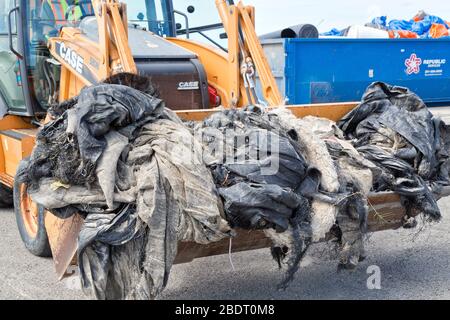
<box><xmin>322</xmin><ymin>12</ymin><xmax>449</xmax><ymax>39</ymax></box>
<box><xmin>370</xmin><ymin>16</ymin><xmax>387</xmax><ymax>29</ymax></box>
<box><xmin>321</xmin><ymin>28</ymin><xmax>346</xmax><ymax>36</ymax></box>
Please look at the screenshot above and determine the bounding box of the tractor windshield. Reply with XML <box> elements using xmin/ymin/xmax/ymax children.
<box><xmin>32</xmin><ymin>0</ymin><xmax>174</xmax><ymax>40</ymax></box>
<box><xmin>122</xmin><ymin>0</ymin><xmax>175</xmax><ymax>37</ymax></box>
<box><xmin>37</xmin><ymin>0</ymin><xmax>95</xmax><ymax>38</ymax></box>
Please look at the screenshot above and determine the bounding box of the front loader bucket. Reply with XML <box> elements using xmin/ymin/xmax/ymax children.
<box><xmin>45</xmin><ymin>212</ymin><xmax>84</xmax><ymax>280</ymax></box>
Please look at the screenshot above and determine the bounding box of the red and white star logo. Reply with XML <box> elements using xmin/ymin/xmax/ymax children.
<box><xmin>405</xmin><ymin>53</ymin><xmax>422</xmax><ymax>75</ymax></box>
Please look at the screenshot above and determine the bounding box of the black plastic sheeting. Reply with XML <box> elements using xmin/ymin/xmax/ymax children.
<box><xmin>338</xmin><ymin>82</ymin><xmax>450</xmax><ymax>220</ymax></box>
<box><xmin>194</xmin><ymin>108</ymin><xmax>316</xmax><ymax>288</ymax></box>
<box><xmin>195</xmin><ymin>108</ymin><xmax>316</xmax><ymax>231</ymax></box>
<box><xmin>22</xmin><ymin>83</ymin><xmax>164</xmax><ymax>194</ymax></box>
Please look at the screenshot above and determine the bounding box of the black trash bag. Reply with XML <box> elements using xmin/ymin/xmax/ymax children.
<box><xmin>338</xmin><ymin>82</ymin><xmax>450</xmax><ymax>220</ymax></box>
<box><xmin>219</xmin><ymin>182</ymin><xmax>305</xmax><ymax>231</ymax></box>
<box><xmin>196</xmin><ymin>107</ymin><xmax>315</xmax><ymax>289</ymax></box>
<box><xmin>65</xmin><ymin>84</ymin><xmax>165</xmax><ymax>168</ymax></box>
<box><xmin>197</xmin><ymin>107</ymin><xmax>313</xmax><ymax>231</ymax></box>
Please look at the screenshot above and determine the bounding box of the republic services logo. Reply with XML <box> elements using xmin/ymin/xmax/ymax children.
<box><xmin>405</xmin><ymin>53</ymin><xmax>422</xmax><ymax>75</ymax></box>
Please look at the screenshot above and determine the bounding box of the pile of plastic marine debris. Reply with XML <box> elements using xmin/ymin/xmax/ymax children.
<box><xmin>17</xmin><ymin>78</ymin><xmax>450</xmax><ymax>300</ymax></box>
<box><xmin>322</xmin><ymin>10</ymin><xmax>450</xmax><ymax>39</ymax></box>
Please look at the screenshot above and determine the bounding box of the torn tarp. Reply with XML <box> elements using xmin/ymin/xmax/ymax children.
<box><xmin>17</xmin><ymin>83</ymin><xmax>231</xmax><ymax>300</ymax></box>
<box><xmin>76</xmin><ymin>118</ymin><xmax>231</xmax><ymax>299</ymax></box>
<box><xmin>338</xmin><ymin>82</ymin><xmax>450</xmax><ymax>221</ymax></box>
<box><xmin>194</xmin><ymin>107</ymin><xmax>316</xmax><ymax>288</ymax></box>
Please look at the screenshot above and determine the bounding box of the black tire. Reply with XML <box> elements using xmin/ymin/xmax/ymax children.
<box><xmin>0</xmin><ymin>184</ymin><xmax>13</xmax><ymax>208</ymax></box>
<box><xmin>13</xmin><ymin>163</ymin><xmax>52</xmax><ymax>257</ymax></box>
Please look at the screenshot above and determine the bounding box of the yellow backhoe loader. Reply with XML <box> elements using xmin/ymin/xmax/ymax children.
<box><xmin>0</xmin><ymin>0</ymin><xmax>448</xmax><ymax>280</ymax></box>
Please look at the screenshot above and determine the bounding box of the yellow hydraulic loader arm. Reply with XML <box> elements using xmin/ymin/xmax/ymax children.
<box><xmin>47</xmin><ymin>0</ymin><xmax>282</xmax><ymax>109</ymax></box>
<box><xmin>169</xmin><ymin>0</ymin><xmax>284</xmax><ymax>108</ymax></box>
<box><xmin>215</xmin><ymin>0</ymin><xmax>284</xmax><ymax>106</ymax></box>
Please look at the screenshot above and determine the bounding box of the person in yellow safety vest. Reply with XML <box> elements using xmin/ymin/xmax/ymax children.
<box><xmin>41</xmin><ymin>0</ymin><xmax>94</xmax><ymax>37</ymax></box>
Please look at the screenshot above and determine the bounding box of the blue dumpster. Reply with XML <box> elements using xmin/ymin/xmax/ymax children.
<box><xmin>259</xmin><ymin>38</ymin><xmax>450</xmax><ymax>106</ymax></box>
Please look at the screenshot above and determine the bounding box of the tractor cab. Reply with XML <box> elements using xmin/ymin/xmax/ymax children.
<box><xmin>0</xmin><ymin>0</ymin><xmax>98</xmax><ymax>118</ymax></box>
<box><xmin>0</xmin><ymin>0</ymin><xmax>26</xmax><ymax>117</ymax></box>
<box><xmin>0</xmin><ymin>0</ymin><xmax>213</xmax><ymax>119</ymax></box>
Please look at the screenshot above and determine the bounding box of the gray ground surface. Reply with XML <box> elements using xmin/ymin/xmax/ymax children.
<box><xmin>432</xmin><ymin>107</ymin><xmax>450</xmax><ymax>125</ymax></box>
<box><xmin>1</xmin><ymin>197</ymin><xmax>449</xmax><ymax>300</ymax></box>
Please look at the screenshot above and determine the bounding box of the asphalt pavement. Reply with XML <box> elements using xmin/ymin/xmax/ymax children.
<box><xmin>0</xmin><ymin>197</ymin><xmax>449</xmax><ymax>300</ymax></box>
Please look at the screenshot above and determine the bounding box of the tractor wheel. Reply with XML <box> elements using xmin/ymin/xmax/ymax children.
<box><xmin>0</xmin><ymin>184</ymin><xmax>13</xmax><ymax>208</ymax></box>
<box><xmin>14</xmin><ymin>177</ymin><xmax>52</xmax><ymax>257</ymax></box>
